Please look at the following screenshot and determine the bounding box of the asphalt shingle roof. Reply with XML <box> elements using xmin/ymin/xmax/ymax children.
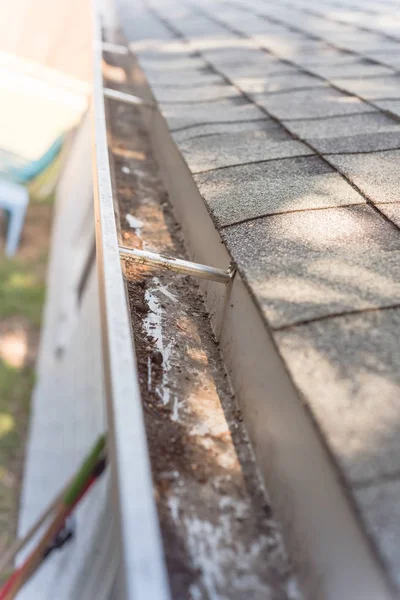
<box><xmin>222</xmin><ymin>206</ymin><xmax>400</xmax><ymax>327</ymax></box>
<box><xmin>194</xmin><ymin>155</ymin><xmax>364</xmax><ymax>226</ymax></box>
<box><xmin>180</xmin><ymin>127</ymin><xmax>312</xmax><ymax>173</ymax></box>
<box><xmin>127</xmin><ymin>0</ymin><xmax>400</xmax><ymax>590</ymax></box>
<box><xmin>159</xmin><ymin>98</ymin><xmax>265</xmax><ymax>130</ymax></box>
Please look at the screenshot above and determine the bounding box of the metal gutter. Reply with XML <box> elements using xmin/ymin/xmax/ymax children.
<box><xmin>103</xmin><ymin>87</ymin><xmax>154</xmax><ymax>107</ymax></box>
<box><xmin>91</xmin><ymin>7</ymin><xmax>170</xmax><ymax>600</ymax></box>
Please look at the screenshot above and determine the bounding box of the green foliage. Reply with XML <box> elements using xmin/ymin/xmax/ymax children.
<box><xmin>0</xmin><ymin>191</ymin><xmax>51</xmax><ymax>560</ymax></box>
<box><xmin>0</xmin><ymin>260</ymin><xmax>45</xmax><ymax>327</ymax></box>
<box><xmin>0</xmin><ymin>360</ymin><xmax>33</xmax><ymax>556</ymax></box>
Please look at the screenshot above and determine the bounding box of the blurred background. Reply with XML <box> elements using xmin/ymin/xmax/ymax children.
<box><xmin>0</xmin><ymin>0</ymin><xmax>90</xmax><ymax>567</ymax></box>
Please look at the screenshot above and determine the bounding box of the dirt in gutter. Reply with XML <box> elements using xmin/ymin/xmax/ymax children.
<box><xmin>104</xmin><ymin>48</ymin><xmax>301</xmax><ymax>600</ymax></box>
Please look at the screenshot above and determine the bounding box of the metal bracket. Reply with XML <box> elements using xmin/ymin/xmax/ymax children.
<box><xmin>119</xmin><ymin>246</ymin><xmax>233</xmax><ymax>284</ymax></box>
<box><xmin>102</xmin><ymin>42</ymin><xmax>129</xmax><ymax>55</ymax></box>
<box><xmin>103</xmin><ymin>88</ymin><xmax>155</xmax><ymax>109</ymax></box>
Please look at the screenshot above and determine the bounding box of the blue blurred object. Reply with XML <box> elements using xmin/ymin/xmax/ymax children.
<box><xmin>6</xmin><ymin>135</ymin><xmax>64</xmax><ymax>184</ymax></box>
<box><xmin>0</xmin><ymin>135</ymin><xmax>64</xmax><ymax>256</ymax></box>
<box><xmin>0</xmin><ymin>179</ymin><xmax>30</xmax><ymax>256</ymax></box>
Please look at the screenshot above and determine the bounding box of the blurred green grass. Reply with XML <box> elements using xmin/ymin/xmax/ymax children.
<box><xmin>0</xmin><ymin>362</ymin><xmax>34</xmax><ymax>549</ymax></box>
<box><xmin>0</xmin><ymin>260</ymin><xmax>45</xmax><ymax>327</ymax></box>
<box><xmin>0</xmin><ymin>191</ymin><xmax>52</xmax><ymax>567</ymax></box>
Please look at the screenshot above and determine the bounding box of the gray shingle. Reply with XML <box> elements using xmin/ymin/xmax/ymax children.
<box><xmin>223</xmin><ymin>62</ymin><xmax>298</xmax><ymax>80</ymax></box>
<box><xmin>194</xmin><ymin>155</ymin><xmax>364</xmax><ymax>227</ymax></box>
<box><xmin>146</xmin><ymin>69</ymin><xmax>224</xmax><ymax>87</ymax></box>
<box><xmin>365</xmin><ymin>51</ymin><xmax>400</xmax><ymax>70</ymax></box>
<box><xmin>284</xmin><ymin>109</ymin><xmax>400</xmax><ymax>153</ymax></box>
<box><xmin>292</xmin><ymin>48</ymin><xmax>362</xmax><ymax>67</ymax></box>
<box><xmin>375</xmin><ymin>203</ymin><xmax>400</xmax><ymax>229</ymax></box>
<box><xmin>133</xmin><ymin>41</ymin><xmax>194</xmax><ymax>58</ymax></box>
<box><xmin>284</xmin><ymin>112</ymin><xmax>397</xmax><ymax>140</ymax></box>
<box><xmin>327</xmin><ymin>150</ymin><xmax>400</xmax><ymax>203</ymax></box>
<box><xmin>222</xmin><ymin>206</ymin><xmax>400</xmax><ymax>328</ymax></box>
<box><xmin>274</xmin><ymin>309</ymin><xmax>400</xmax><ymax>484</ymax></box>
<box><xmin>160</xmin><ymin>98</ymin><xmax>265</xmax><ymax>130</ymax></box>
<box><xmin>333</xmin><ymin>75</ymin><xmax>400</xmax><ymax>100</ymax></box>
<box><xmin>190</xmin><ymin>35</ymin><xmax>252</xmax><ymax>53</ymax></box>
<box><xmin>126</xmin><ymin>19</ymin><xmax>175</xmax><ymax>44</ymax></box>
<box><xmin>240</xmin><ymin>72</ymin><xmax>326</xmax><ymax>95</ymax></box>
<box><xmin>256</xmin><ymin>88</ymin><xmax>372</xmax><ymax>120</ymax></box>
<box><xmin>133</xmin><ymin>39</ymin><xmax>191</xmax><ymax>55</ymax></box>
<box><xmin>356</xmin><ymin>480</ymin><xmax>400</xmax><ymax>591</ymax></box>
<box><xmin>316</xmin><ymin>131</ymin><xmax>400</xmax><ymax>154</ymax></box>
<box><xmin>201</xmin><ymin>46</ymin><xmax>274</xmax><ymax>67</ymax></box>
<box><xmin>258</xmin><ymin>36</ymin><xmax>330</xmax><ymax>59</ymax></box>
<box><xmin>323</xmin><ymin>32</ymin><xmax>400</xmax><ymax>54</ymax></box>
<box><xmin>152</xmin><ymin>83</ymin><xmax>239</xmax><ymax>103</ymax></box>
<box><xmin>225</xmin><ymin>17</ymin><xmax>291</xmax><ymax>37</ymax></box>
<box><xmin>374</xmin><ymin>99</ymin><xmax>400</xmax><ymax>117</ymax></box>
<box><xmin>134</xmin><ymin>38</ymin><xmax>185</xmax><ymax>50</ymax></box>
<box><xmin>139</xmin><ymin>55</ymin><xmax>207</xmax><ymax>72</ymax></box>
<box><xmin>309</xmin><ymin>61</ymin><xmax>395</xmax><ymax>79</ymax></box>
<box><xmin>179</xmin><ymin>127</ymin><xmax>312</xmax><ymax>173</ymax></box>
<box><xmin>171</xmin><ymin>119</ymin><xmax>270</xmax><ymax>143</ymax></box>
<box><xmin>174</xmin><ymin>17</ymin><xmax>228</xmax><ymax>37</ymax></box>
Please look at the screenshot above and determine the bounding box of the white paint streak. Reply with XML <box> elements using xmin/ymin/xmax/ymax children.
<box><xmin>143</xmin><ymin>280</ymin><xmax>173</xmax><ymax>408</ymax></box>
<box><xmin>171</xmin><ymin>397</ymin><xmax>181</xmax><ymax>422</ymax></box>
<box><xmin>126</xmin><ymin>213</ymin><xmax>143</xmax><ymax>236</ymax></box>
<box><xmin>184</xmin><ymin>515</ymin><xmax>230</xmax><ymax>600</ymax></box>
<box><xmin>121</xmin><ymin>165</ymin><xmax>131</xmax><ymax>174</ymax></box>
<box><xmin>189</xmin><ymin>422</ymin><xmax>210</xmax><ymax>437</ymax></box>
<box><xmin>165</xmin><ymin>487</ymin><xmax>273</xmax><ymax>600</ymax></box>
<box><xmin>189</xmin><ymin>583</ymin><xmax>203</xmax><ymax>600</ymax></box>
<box><xmin>218</xmin><ymin>496</ymin><xmax>248</xmax><ymax>519</ymax></box>
<box><xmin>147</xmin><ymin>355</ymin><xmax>152</xmax><ymax>391</ymax></box>
<box><xmin>159</xmin><ymin>471</ymin><xmax>179</xmax><ymax>481</ymax></box>
<box><xmin>286</xmin><ymin>576</ymin><xmax>303</xmax><ymax>600</ymax></box>
<box><xmin>157</xmin><ymin>282</ymin><xmax>177</xmax><ymax>303</ymax></box>
<box><xmin>167</xmin><ymin>495</ymin><xmax>180</xmax><ymax>524</ymax></box>
<box><xmin>188</xmin><ymin>512</ymin><xmax>272</xmax><ymax>599</ymax></box>
<box><xmin>217</xmin><ymin>452</ymin><xmax>237</xmax><ymax>470</ymax></box>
